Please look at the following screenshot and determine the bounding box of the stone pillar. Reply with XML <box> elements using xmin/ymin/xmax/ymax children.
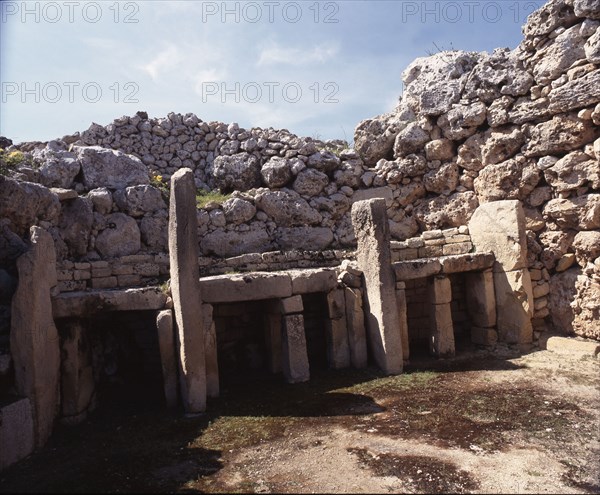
<box><xmin>396</xmin><ymin>281</ymin><xmax>410</xmax><ymax>361</ymax></box>
<box><xmin>168</xmin><ymin>168</ymin><xmax>206</xmax><ymax>413</ymax></box>
<box><xmin>428</xmin><ymin>275</ymin><xmax>455</xmax><ymax>358</ymax></box>
<box><xmin>11</xmin><ymin>226</ymin><xmax>60</xmax><ymax>449</ymax></box>
<box><xmin>326</xmin><ymin>289</ymin><xmax>350</xmax><ymax>369</ymax></box>
<box><xmin>466</xmin><ymin>269</ymin><xmax>498</xmax><ymax>346</ymax></box>
<box><xmin>59</xmin><ymin>319</ymin><xmax>96</xmax><ymax>423</ymax></box>
<box><xmin>202</xmin><ymin>303</ymin><xmax>219</xmax><ymax>398</ymax></box>
<box><xmin>468</xmin><ymin>200</ymin><xmax>533</xmax><ymax>346</ymax></box>
<box><xmin>344</xmin><ymin>287</ymin><xmax>367</xmax><ymax>368</ymax></box>
<box><xmin>156</xmin><ymin>310</ymin><xmax>179</xmax><ymax>408</ymax></box>
<box><xmin>351</xmin><ymin>199</ymin><xmax>403</xmax><ymax>374</ymax></box>
<box><xmin>279</xmin><ymin>295</ymin><xmax>309</xmax><ymax>383</ymax></box>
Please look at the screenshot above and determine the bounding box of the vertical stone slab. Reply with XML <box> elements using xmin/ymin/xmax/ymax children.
<box><xmin>428</xmin><ymin>275</ymin><xmax>455</xmax><ymax>357</ymax></box>
<box><xmin>202</xmin><ymin>303</ymin><xmax>219</xmax><ymax>399</ymax></box>
<box><xmin>344</xmin><ymin>287</ymin><xmax>367</xmax><ymax>368</ymax></box>
<box><xmin>0</xmin><ymin>397</ymin><xmax>34</xmax><ymax>470</ymax></box>
<box><xmin>281</xmin><ymin>314</ymin><xmax>310</xmax><ymax>383</ymax></box>
<box><xmin>156</xmin><ymin>310</ymin><xmax>179</xmax><ymax>408</ymax></box>
<box><xmin>465</xmin><ymin>270</ymin><xmax>497</xmax><ymax>328</ymax></box>
<box><xmin>11</xmin><ymin>226</ymin><xmax>60</xmax><ymax>449</ymax></box>
<box><xmin>60</xmin><ymin>320</ymin><xmax>96</xmax><ymax>423</ymax></box>
<box><xmin>326</xmin><ymin>289</ymin><xmax>350</xmax><ymax>369</ymax></box>
<box><xmin>168</xmin><ymin>168</ymin><xmax>206</xmax><ymax>413</ymax></box>
<box><xmin>396</xmin><ymin>283</ymin><xmax>410</xmax><ymax>361</ymax></box>
<box><xmin>468</xmin><ymin>200</ymin><xmax>533</xmax><ymax>345</ymax></box>
<box><xmin>351</xmin><ymin>199</ymin><xmax>403</xmax><ymax>374</ymax></box>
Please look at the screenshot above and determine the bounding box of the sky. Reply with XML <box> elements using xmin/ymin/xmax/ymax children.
<box><xmin>0</xmin><ymin>0</ymin><xmax>546</xmax><ymax>144</ymax></box>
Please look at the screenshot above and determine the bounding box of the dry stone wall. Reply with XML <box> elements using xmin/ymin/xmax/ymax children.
<box><xmin>0</xmin><ymin>0</ymin><xmax>598</xmax><ymax>344</ymax></box>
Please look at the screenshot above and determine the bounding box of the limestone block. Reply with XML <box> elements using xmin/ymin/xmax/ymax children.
<box><xmin>169</xmin><ymin>168</ymin><xmax>206</xmax><ymax>413</ymax></box>
<box><xmin>393</xmin><ymin>259</ymin><xmax>442</xmax><ymax>281</ymax></box>
<box><xmin>200</xmin><ymin>272</ymin><xmax>292</xmax><ymax>303</ymax></box>
<box><xmin>471</xmin><ymin>327</ymin><xmax>498</xmax><ymax>346</ymax></box>
<box><xmin>494</xmin><ymin>269</ymin><xmax>534</xmax><ymax>345</ymax></box>
<box><xmin>429</xmin><ymin>275</ymin><xmax>452</xmax><ymax>305</ymax></box>
<box><xmin>281</xmin><ymin>314</ymin><xmax>310</xmax><ymax>383</ymax></box>
<box><xmin>0</xmin><ymin>397</ymin><xmax>34</xmax><ymax>471</ymax></box>
<box><xmin>429</xmin><ymin>303</ymin><xmax>455</xmax><ymax>358</ymax></box>
<box><xmin>156</xmin><ymin>310</ymin><xmax>179</xmax><ymax>408</ymax></box>
<box><xmin>351</xmin><ymin>199</ymin><xmax>403</xmax><ymax>374</ymax></box>
<box><xmin>468</xmin><ymin>200</ymin><xmax>527</xmax><ymax>272</ymax></box>
<box><xmin>396</xmin><ymin>288</ymin><xmax>410</xmax><ymax>361</ymax></box>
<box><xmin>344</xmin><ymin>287</ymin><xmax>367</xmax><ymax>369</ymax></box>
<box><xmin>326</xmin><ymin>317</ymin><xmax>351</xmax><ymax>369</ymax></box>
<box><xmin>326</xmin><ymin>289</ymin><xmax>346</xmax><ymax>320</ymax></box>
<box><xmin>290</xmin><ymin>268</ymin><xmax>338</xmax><ymax>294</ymax></box>
<box><xmin>351</xmin><ymin>186</ymin><xmax>394</xmax><ymax>203</ymax></box>
<box><xmin>202</xmin><ymin>304</ymin><xmax>219</xmax><ymax>399</ymax></box>
<box><xmin>10</xmin><ymin>226</ymin><xmax>60</xmax><ymax>449</ymax></box>
<box><xmin>280</xmin><ymin>295</ymin><xmax>303</xmax><ymax>315</ymax></box>
<box><xmin>465</xmin><ymin>270</ymin><xmax>497</xmax><ymax>328</ymax></box>
<box><xmin>60</xmin><ymin>320</ymin><xmax>95</xmax><ymax>422</ymax></box>
<box><xmin>440</xmin><ymin>253</ymin><xmax>495</xmax><ymax>274</ymax></box>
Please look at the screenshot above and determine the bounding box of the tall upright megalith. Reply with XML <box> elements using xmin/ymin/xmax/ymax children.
<box><xmin>351</xmin><ymin>199</ymin><xmax>403</xmax><ymax>374</ymax></box>
<box><xmin>10</xmin><ymin>226</ymin><xmax>60</xmax><ymax>448</ymax></box>
<box><xmin>169</xmin><ymin>168</ymin><xmax>206</xmax><ymax>413</ymax></box>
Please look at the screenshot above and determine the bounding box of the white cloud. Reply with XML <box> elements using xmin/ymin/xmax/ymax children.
<box><xmin>257</xmin><ymin>42</ymin><xmax>340</xmax><ymax>67</ymax></box>
<box><xmin>139</xmin><ymin>44</ymin><xmax>184</xmax><ymax>80</ymax></box>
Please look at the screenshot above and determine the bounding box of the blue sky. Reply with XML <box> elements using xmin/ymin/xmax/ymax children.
<box><xmin>1</xmin><ymin>0</ymin><xmax>545</xmax><ymax>143</ymax></box>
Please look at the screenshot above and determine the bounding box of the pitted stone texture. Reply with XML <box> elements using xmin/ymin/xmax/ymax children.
<box><xmin>113</xmin><ymin>185</ymin><xmax>166</xmax><ymax>217</ymax></box>
<box><xmin>468</xmin><ymin>200</ymin><xmax>528</xmax><ymax>272</ymax></box>
<box><xmin>255</xmin><ymin>189</ymin><xmax>321</xmax><ymax>227</ymax></box>
<box><xmin>494</xmin><ymin>269</ymin><xmax>534</xmax><ymax>345</ymax></box>
<box><xmin>275</xmin><ymin>226</ymin><xmax>333</xmax><ymax>251</ymax></box>
<box><xmin>222</xmin><ymin>198</ymin><xmax>256</xmax><ymax>224</ymax></box>
<box><xmin>466</xmin><ymin>270</ymin><xmax>497</xmax><ymax>328</ymax></box>
<box><xmin>169</xmin><ymin>168</ymin><xmax>206</xmax><ymax>413</ymax></box>
<box><xmin>292</xmin><ymin>168</ymin><xmax>329</xmax><ymax>197</ymax></box>
<box><xmin>76</xmin><ymin>146</ymin><xmax>149</xmax><ymax>190</ymax></box>
<box><xmin>156</xmin><ymin>310</ymin><xmax>178</xmax><ymax>408</ymax></box>
<box><xmin>345</xmin><ymin>287</ymin><xmax>368</xmax><ymax>368</ymax></box>
<box><xmin>58</xmin><ymin>197</ymin><xmax>93</xmax><ymax>257</ymax></box>
<box><xmin>543</xmin><ymin>194</ymin><xmax>600</xmax><ymax>230</ymax></box>
<box><xmin>95</xmin><ymin>213</ymin><xmax>141</xmax><ymax>258</ymax></box>
<box><xmin>543</xmin><ymin>151</ymin><xmax>600</xmax><ymax>192</ymax></box>
<box><xmin>282</xmin><ymin>314</ymin><xmax>310</xmax><ymax>383</ymax></box>
<box><xmin>201</xmin><ymin>226</ymin><xmax>272</xmax><ymax>258</ymax></box>
<box><xmin>261</xmin><ymin>157</ymin><xmax>293</xmax><ymax>188</ymax></box>
<box><xmin>414</xmin><ymin>191</ymin><xmax>479</xmax><ymax>230</ymax></box>
<box><xmin>10</xmin><ymin>227</ymin><xmax>60</xmax><ymax>449</ymax></box>
<box><xmin>351</xmin><ymin>199</ymin><xmax>403</xmax><ymax>374</ymax></box>
<box><xmin>88</xmin><ymin>187</ymin><xmax>113</xmax><ymax>214</ymax></box>
<box><xmin>210</xmin><ymin>152</ymin><xmax>261</xmax><ymax>192</ymax></box>
<box><xmin>200</xmin><ymin>272</ymin><xmax>292</xmax><ymax>303</ymax></box>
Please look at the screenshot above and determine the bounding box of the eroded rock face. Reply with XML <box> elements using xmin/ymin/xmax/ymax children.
<box><xmin>414</xmin><ymin>192</ymin><xmax>479</xmax><ymax>230</ymax></box>
<box><xmin>210</xmin><ymin>153</ymin><xmax>261</xmax><ymax>192</ymax></box>
<box><xmin>255</xmin><ymin>189</ymin><xmax>321</xmax><ymax>227</ymax></box>
<box><xmin>95</xmin><ymin>213</ymin><xmax>141</xmax><ymax>258</ymax></box>
<box><xmin>201</xmin><ymin>225</ymin><xmax>272</xmax><ymax>257</ymax></box>
<box><xmin>58</xmin><ymin>198</ymin><xmax>93</xmax><ymax>258</ymax></box>
<box><xmin>76</xmin><ymin>146</ymin><xmax>149</xmax><ymax>190</ymax></box>
<box><xmin>113</xmin><ymin>185</ymin><xmax>166</xmax><ymax>217</ymax></box>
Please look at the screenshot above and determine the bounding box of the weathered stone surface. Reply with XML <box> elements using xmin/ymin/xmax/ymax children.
<box><xmin>0</xmin><ymin>177</ymin><xmax>60</xmax><ymax>236</ymax></box>
<box><xmin>469</xmin><ymin>200</ymin><xmax>527</xmax><ymax>272</ymax></box>
<box><xmin>200</xmin><ymin>272</ymin><xmax>292</xmax><ymax>303</ymax></box>
<box><xmin>494</xmin><ymin>269</ymin><xmax>534</xmax><ymax>344</ymax></box>
<box><xmin>308</xmin><ymin>150</ymin><xmax>341</xmax><ymax>173</ymax></box>
<box><xmin>353</xmin><ymin>114</ymin><xmax>398</xmax><ymax>166</ymax></box>
<box><xmin>255</xmin><ymin>189</ymin><xmax>321</xmax><ymax>227</ymax></box>
<box><xmin>440</xmin><ymin>253</ymin><xmax>495</xmax><ymax>274</ymax></box>
<box><xmin>36</xmin><ymin>148</ymin><xmax>81</xmax><ymax>189</ymax></box>
<box><xmin>169</xmin><ymin>168</ymin><xmax>206</xmax><ymax>413</ymax></box>
<box><xmin>275</xmin><ymin>226</ymin><xmax>333</xmax><ymax>251</ymax></box>
<box><xmin>543</xmin><ymin>194</ymin><xmax>600</xmax><ymax>230</ymax></box>
<box><xmin>394</xmin><ymin>259</ymin><xmax>441</xmax><ymax>281</ymax></box>
<box><xmin>88</xmin><ymin>187</ymin><xmax>113</xmax><ymax>214</ymax></box>
<box><xmin>574</xmin><ymin>0</ymin><xmax>600</xmax><ymax>19</ymax></box>
<box><xmin>474</xmin><ymin>159</ymin><xmax>540</xmax><ymax>203</ymax></box>
<box><xmin>429</xmin><ymin>275</ymin><xmax>452</xmax><ymax>305</ymax></box>
<box><xmin>326</xmin><ymin>289</ymin><xmax>346</xmax><ymax>320</ymax></box>
<box><xmin>352</xmin><ymin>186</ymin><xmax>394</xmax><ymax>203</ymax></box>
<box><xmin>326</xmin><ymin>317</ymin><xmax>351</xmax><ymax>369</ymax></box>
<box><xmin>222</xmin><ymin>198</ymin><xmax>256</xmax><ymax>224</ymax></box>
<box><xmin>522</xmin><ymin>113</ymin><xmax>600</xmax><ymax>157</ymax></box>
<box><xmin>457</xmin><ymin>127</ymin><xmax>525</xmax><ymax>171</ymax></box>
<box><xmin>58</xmin><ymin>197</ymin><xmax>93</xmax><ymax>257</ymax></box>
<box><xmin>113</xmin><ymin>185</ymin><xmax>166</xmax><ymax>217</ymax></box>
<box><xmin>10</xmin><ymin>227</ymin><xmax>60</xmax><ymax>448</ymax></box>
<box><xmin>423</xmin><ymin>162</ymin><xmax>459</xmax><ymax>194</ymax></box>
<box><xmin>261</xmin><ymin>157</ymin><xmax>293</xmax><ymax>188</ymax></box>
<box><xmin>201</xmin><ymin>226</ymin><xmax>272</xmax><ymax>258</ymax></box>
<box><xmin>292</xmin><ymin>168</ymin><xmax>329</xmax><ymax>197</ymax></box>
<box><xmin>52</xmin><ymin>287</ymin><xmax>167</xmax><ymax>318</ymax></box>
<box><xmin>429</xmin><ymin>302</ymin><xmax>455</xmax><ymax>358</ymax></box>
<box><xmin>345</xmin><ymin>287</ymin><xmax>367</xmax><ymax>368</ymax></box>
<box><xmin>438</xmin><ymin>102</ymin><xmax>487</xmax><ymax>140</ymax></box>
<box><xmin>95</xmin><ymin>213</ymin><xmax>141</xmax><ymax>258</ymax></box>
<box><xmin>351</xmin><ymin>199</ymin><xmax>403</xmax><ymax>374</ymax></box>
<box><xmin>546</xmin><ymin>335</ymin><xmax>600</xmax><ymax>356</ymax></box>
<box><xmin>0</xmin><ymin>397</ymin><xmax>34</xmax><ymax>471</ymax></box>
<box><xmin>50</xmin><ymin>188</ymin><xmax>78</xmax><ymax>201</ymax></box>
<box><xmin>471</xmin><ymin>327</ymin><xmax>498</xmax><ymax>346</ymax></box>
<box><xmin>281</xmin><ymin>314</ymin><xmax>310</xmax><ymax>383</ymax></box>
<box><xmin>573</xmin><ymin>230</ymin><xmax>600</xmax><ymax>265</ymax></box>
<box><xmin>140</xmin><ymin>214</ymin><xmax>169</xmax><ymax>252</ymax></box>
<box><xmin>393</xmin><ymin>122</ymin><xmax>430</xmax><ymax>157</ymax></box>
<box><xmin>522</xmin><ymin>0</ymin><xmax>577</xmax><ymax>37</ymax></box>
<box><xmin>466</xmin><ymin>270</ymin><xmax>497</xmax><ymax>328</ymax></box>
<box><xmin>544</xmin><ymin>151</ymin><xmax>600</xmax><ymax>193</ymax></box>
<box><xmin>156</xmin><ymin>310</ymin><xmax>179</xmax><ymax>408</ymax></box>
<box><xmin>210</xmin><ymin>152</ymin><xmax>260</xmax><ymax>192</ymax></box>
<box><xmin>202</xmin><ymin>304</ymin><xmax>219</xmax><ymax>399</ymax></box>
<box><xmin>280</xmin><ymin>295</ymin><xmax>303</xmax><ymax>314</ymax></box>
<box><xmin>585</xmin><ymin>26</ymin><xmax>600</xmax><ymax>63</ymax></box>
<box><xmin>76</xmin><ymin>146</ymin><xmax>149</xmax><ymax>190</ymax></box>
<box><xmin>532</xmin><ymin>24</ymin><xmax>586</xmax><ymax>84</ymax></box>
<box><xmin>289</xmin><ymin>268</ymin><xmax>338</xmax><ymax>294</ymax></box>
<box><xmin>414</xmin><ymin>192</ymin><xmax>479</xmax><ymax>230</ymax></box>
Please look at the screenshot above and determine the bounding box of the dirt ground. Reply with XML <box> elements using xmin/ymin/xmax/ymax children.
<box><xmin>1</xmin><ymin>345</ymin><xmax>599</xmax><ymax>494</ymax></box>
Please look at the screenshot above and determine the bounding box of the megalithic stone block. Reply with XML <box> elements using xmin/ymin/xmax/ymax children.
<box><xmin>465</xmin><ymin>269</ymin><xmax>497</xmax><ymax>328</ymax></box>
<box><xmin>281</xmin><ymin>314</ymin><xmax>310</xmax><ymax>383</ymax></box>
<box><xmin>351</xmin><ymin>199</ymin><xmax>403</xmax><ymax>374</ymax></box>
<box><xmin>156</xmin><ymin>310</ymin><xmax>179</xmax><ymax>408</ymax></box>
<box><xmin>494</xmin><ymin>268</ymin><xmax>534</xmax><ymax>344</ymax></box>
<box><xmin>344</xmin><ymin>287</ymin><xmax>367</xmax><ymax>369</ymax></box>
<box><xmin>202</xmin><ymin>303</ymin><xmax>219</xmax><ymax>398</ymax></box>
<box><xmin>11</xmin><ymin>226</ymin><xmax>60</xmax><ymax>449</ymax></box>
<box><xmin>428</xmin><ymin>275</ymin><xmax>455</xmax><ymax>358</ymax></box>
<box><xmin>396</xmin><ymin>287</ymin><xmax>410</xmax><ymax>361</ymax></box>
<box><xmin>326</xmin><ymin>317</ymin><xmax>351</xmax><ymax>369</ymax></box>
<box><xmin>168</xmin><ymin>168</ymin><xmax>206</xmax><ymax>413</ymax></box>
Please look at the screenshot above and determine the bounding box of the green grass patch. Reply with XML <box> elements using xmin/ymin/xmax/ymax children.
<box><xmin>196</xmin><ymin>189</ymin><xmax>232</xmax><ymax>208</ymax></box>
